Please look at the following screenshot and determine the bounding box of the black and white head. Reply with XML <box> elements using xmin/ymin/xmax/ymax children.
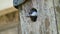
<box><xmin>29</xmin><ymin>8</ymin><xmax>38</xmax><ymax>22</ymax></box>
<box><xmin>29</xmin><ymin>8</ymin><xmax>37</xmax><ymax>16</ymax></box>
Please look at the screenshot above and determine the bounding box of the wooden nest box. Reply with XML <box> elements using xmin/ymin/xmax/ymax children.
<box><xmin>13</xmin><ymin>0</ymin><xmax>58</xmax><ymax>34</ymax></box>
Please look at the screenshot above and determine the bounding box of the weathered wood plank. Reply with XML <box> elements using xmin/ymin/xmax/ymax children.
<box><xmin>19</xmin><ymin>0</ymin><xmax>58</xmax><ymax>34</ymax></box>
<box><xmin>0</xmin><ymin>11</ymin><xmax>19</xmax><ymax>31</ymax></box>
<box><xmin>0</xmin><ymin>7</ymin><xmax>18</xmax><ymax>16</ymax></box>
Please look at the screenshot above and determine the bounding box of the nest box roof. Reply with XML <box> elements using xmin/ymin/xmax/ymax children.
<box><xmin>13</xmin><ymin>0</ymin><xmax>28</xmax><ymax>9</ymax></box>
<box><xmin>13</xmin><ymin>0</ymin><xmax>26</xmax><ymax>6</ymax></box>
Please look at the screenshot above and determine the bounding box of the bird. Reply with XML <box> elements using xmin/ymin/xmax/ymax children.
<box><xmin>29</xmin><ymin>8</ymin><xmax>37</xmax><ymax>22</ymax></box>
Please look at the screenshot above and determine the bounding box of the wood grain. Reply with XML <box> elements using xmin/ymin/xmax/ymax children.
<box><xmin>0</xmin><ymin>7</ymin><xmax>18</xmax><ymax>16</ymax></box>
<box><xmin>19</xmin><ymin>0</ymin><xmax>58</xmax><ymax>34</ymax></box>
<box><xmin>0</xmin><ymin>7</ymin><xmax>19</xmax><ymax>31</ymax></box>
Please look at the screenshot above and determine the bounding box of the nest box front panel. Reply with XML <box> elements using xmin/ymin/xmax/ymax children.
<box><xmin>19</xmin><ymin>0</ymin><xmax>58</xmax><ymax>34</ymax></box>
<box><xmin>20</xmin><ymin>0</ymin><xmax>42</xmax><ymax>34</ymax></box>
